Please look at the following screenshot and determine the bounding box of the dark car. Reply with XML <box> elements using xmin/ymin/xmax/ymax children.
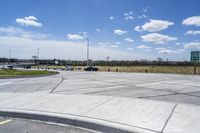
<box><xmin>23</xmin><ymin>66</ymin><xmax>31</xmax><ymax>69</ymax></box>
<box><xmin>7</xmin><ymin>65</ymin><xmax>14</xmax><ymax>70</ymax></box>
<box><xmin>84</xmin><ymin>66</ymin><xmax>98</xmax><ymax>71</ymax></box>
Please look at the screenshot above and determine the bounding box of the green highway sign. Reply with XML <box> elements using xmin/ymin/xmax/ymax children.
<box><xmin>191</xmin><ymin>51</ymin><xmax>200</xmax><ymax>62</ymax></box>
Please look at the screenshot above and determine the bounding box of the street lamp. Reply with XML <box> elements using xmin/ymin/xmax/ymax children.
<box><xmin>37</xmin><ymin>48</ymin><xmax>40</xmax><ymax>70</ymax></box>
<box><xmin>85</xmin><ymin>37</ymin><xmax>89</xmax><ymax>67</ymax></box>
<box><xmin>79</xmin><ymin>33</ymin><xmax>90</xmax><ymax>67</ymax></box>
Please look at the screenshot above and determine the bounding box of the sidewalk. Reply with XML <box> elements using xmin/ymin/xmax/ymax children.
<box><xmin>0</xmin><ymin>92</ymin><xmax>199</xmax><ymax>133</ymax></box>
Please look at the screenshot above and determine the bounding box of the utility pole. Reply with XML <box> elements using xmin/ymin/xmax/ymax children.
<box><xmin>78</xmin><ymin>32</ymin><xmax>90</xmax><ymax>67</ymax></box>
<box><xmin>37</xmin><ymin>48</ymin><xmax>40</xmax><ymax>70</ymax></box>
<box><xmin>37</xmin><ymin>48</ymin><xmax>39</xmax><ymax>60</ymax></box>
<box><xmin>106</xmin><ymin>56</ymin><xmax>109</xmax><ymax>66</ymax></box>
<box><xmin>9</xmin><ymin>50</ymin><xmax>11</xmax><ymax>64</ymax></box>
<box><xmin>2</xmin><ymin>58</ymin><xmax>4</xmax><ymax>69</ymax></box>
<box><xmin>194</xmin><ymin>61</ymin><xmax>197</xmax><ymax>75</ymax></box>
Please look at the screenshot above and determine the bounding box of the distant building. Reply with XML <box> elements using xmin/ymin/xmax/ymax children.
<box><xmin>55</xmin><ymin>60</ymin><xmax>59</xmax><ymax>65</ymax></box>
<box><xmin>191</xmin><ymin>51</ymin><xmax>200</xmax><ymax>62</ymax></box>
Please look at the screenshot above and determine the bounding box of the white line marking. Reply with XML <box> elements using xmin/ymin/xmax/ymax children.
<box><xmin>0</xmin><ymin>82</ymin><xmax>13</xmax><ymax>86</ymax></box>
<box><xmin>0</xmin><ymin>119</ymin><xmax>12</xmax><ymax>125</ymax></box>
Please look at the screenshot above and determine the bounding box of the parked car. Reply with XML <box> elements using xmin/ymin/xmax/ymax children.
<box><xmin>84</xmin><ymin>66</ymin><xmax>98</xmax><ymax>71</ymax></box>
<box><xmin>65</xmin><ymin>65</ymin><xmax>74</xmax><ymax>71</ymax></box>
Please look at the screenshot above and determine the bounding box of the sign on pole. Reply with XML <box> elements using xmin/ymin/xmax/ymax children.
<box><xmin>191</xmin><ymin>51</ymin><xmax>200</xmax><ymax>62</ymax></box>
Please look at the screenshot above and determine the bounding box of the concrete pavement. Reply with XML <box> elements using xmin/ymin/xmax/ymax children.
<box><xmin>0</xmin><ymin>92</ymin><xmax>200</xmax><ymax>133</ymax></box>
<box><xmin>0</xmin><ymin>71</ymin><xmax>200</xmax><ymax>132</ymax></box>
<box><xmin>1</xmin><ymin>71</ymin><xmax>200</xmax><ymax>105</ymax></box>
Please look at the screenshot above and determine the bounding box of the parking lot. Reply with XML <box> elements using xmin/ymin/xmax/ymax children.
<box><xmin>0</xmin><ymin>71</ymin><xmax>200</xmax><ymax>105</ymax></box>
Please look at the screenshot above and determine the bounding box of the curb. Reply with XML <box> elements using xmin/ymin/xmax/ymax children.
<box><xmin>0</xmin><ymin>110</ymin><xmax>135</xmax><ymax>133</ymax></box>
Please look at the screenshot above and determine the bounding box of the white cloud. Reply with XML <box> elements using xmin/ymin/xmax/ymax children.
<box><xmin>184</xmin><ymin>42</ymin><xmax>200</xmax><ymax>49</ymax></box>
<box><xmin>134</xmin><ymin>26</ymin><xmax>142</xmax><ymax>32</ymax></box>
<box><xmin>124</xmin><ymin>11</ymin><xmax>133</xmax><ymax>16</ymax></box>
<box><xmin>127</xmin><ymin>48</ymin><xmax>134</xmax><ymax>51</ymax></box>
<box><xmin>16</xmin><ymin>16</ymin><xmax>42</xmax><ymax>27</ymax></box>
<box><xmin>182</xmin><ymin>16</ymin><xmax>200</xmax><ymax>27</ymax></box>
<box><xmin>136</xmin><ymin>19</ymin><xmax>174</xmax><ymax>32</ymax></box>
<box><xmin>125</xmin><ymin>16</ymin><xmax>134</xmax><ymax>20</ymax></box>
<box><xmin>176</xmin><ymin>42</ymin><xmax>181</xmax><ymax>45</ymax></box>
<box><xmin>141</xmin><ymin>33</ymin><xmax>178</xmax><ymax>44</ymax></box>
<box><xmin>98</xmin><ymin>42</ymin><xmax>110</xmax><ymax>45</ymax></box>
<box><xmin>96</xmin><ymin>28</ymin><xmax>101</xmax><ymax>32</ymax></box>
<box><xmin>143</xmin><ymin>7</ymin><xmax>151</xmax><ymax>13</ymax></box>
<box><xmin>143</xmin><ymin>9</ymin><xmax>148</xmax><ymax>12</ymax></box>
<box><xmin>0</xmin><ymin>26</ymin><xmax>49</xmax><ymax>39</ymax></box>
<box><xmin>109</xmin><ymin>16</ymin><xmax>115</xmax><ymax>20</ymax></box>
<box><xmin>0</xmin><ymin>26</ymin><xmax>24</xmax><ymax>35</ymax></box>
<box><xmin>137</xmin><ymin>45</ymin><xmax>151</xmax><ymax>49</ymax></box>
<box><xmin>115</xmin><ymin>42</ymin><xmax>121</xmax><ymax>45</ymax></box>
<box><xmin>114</xmin><ymin>29</ymin><xmax>127</xmax><ymax>35</ymax></box>
<box><xmin>155</xmin><ymin>47</ymin><xmax>185</xmax><ymax>54</ymax></box>
<box><xmin>155</xmin><ymin>47</ymin><xmax>174</xmax><ymax>54</ymax></box>
<box><xmin>98</xmin><ymin>42</ymin><xmax>104</xmax><ymax>45</ymax></box>
<box><xmin>78</xmin><ymin>32</ymin><xmax>87</xmax><ymax>36</ymax></box>
<box><xmin>177</xmin><ymin>49</ymin><xmax>185</xmax><ymax>52</ymax></box>
<box><xmin>110</xmin><ymin>45</ymin><xmax>119</xmax><ymax>48</ymax></box>
<box><xmin>0</xmin><ymin>35</ymin><xmax>143</xmax><ymax>60</ymax></box>
<box><xmin>135</xmin><ymin>19</ymin><xmax>174</xmax><ymax>32</ymax></box>
<box><xmin>185</xmin><ymin>30</ymin><xmax>200</xmax><ymax>35</ymax></box>
<box><xmin>67</xmin><ymin>34</ymin><xmax>83</xmax><ymax>40</ymax></box>
<box><xmin>155</xmin><ymin>47</ymin><xmax>166</xmax><ymax>51</ymax></box>
<box><xmin>124</xmin><ymin>11</ymin><xmax>134</xmax><ymax>20</ymax></box>
<box><xmin>124</xmin><ymin>37</ymin><xmax>134</xmax><ymax>42</ymax></box>
<box><xmin>138</xmin><ymin>14</ymin><xmax>148</xmax><ymax>19</ymax></box>
<box><xmin>158</xmin><ymin>49</ymin><xmax>174</xmax><ymax>54</ymax></box>
<box><xmin>25</xmin><ymin>16</ymin><xmax>37</xmax><ymax>20</ymax></box>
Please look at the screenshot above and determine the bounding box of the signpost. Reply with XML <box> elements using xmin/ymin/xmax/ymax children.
<box><xmin>191</xmin><ymin>51</ymin><xmax>200</xmax><ymax>74</ymax></box>
<box><xmin>191</xmin><ymin>51</ymin><xmax>200</xmax><ymax>62</ymax></box>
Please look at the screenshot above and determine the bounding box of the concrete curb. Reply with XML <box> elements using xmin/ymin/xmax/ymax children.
<box><xmin>0</xmin><ymin>109</ymin><xmax>156</xmax><ymax>133</ymax></box>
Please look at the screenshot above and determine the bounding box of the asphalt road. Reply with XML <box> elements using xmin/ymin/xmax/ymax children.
<box><xmin>0</xmin><ymin>116</ymin><xmax>96</xmax><ymax>133</ymax></box>
<box><xmin>0</xmin><ymin>71</ymin><xmax>200</xmax><ymax>105</ymax></box>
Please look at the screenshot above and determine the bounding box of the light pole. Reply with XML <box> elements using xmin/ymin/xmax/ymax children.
<box><xmin>37</xmin><ymin>48</ymin><xmax>40</xmax><ymax>70</ymax></box>
<box><xmin>85</xmin><ymin>37</ymin><xmax>89</xmax><ymax>67</ymax></box>
<box><xmin>77</xmin><ymin>32</ymin><xmax>90</xmax><ymax>67</ymax></box>
<box><xmin>9</xmin><ymin>50</ymin><xmax>11</xmax><ymax>64</ymax></box>
<box><xmin>79</xmin><ymin>33</ymin><xmax>90</xmax><ymax>67</ymax></box>
<box><xmin>37</xmin><ymin>48</ymin><xmax>40</xmax><ymax>60</ymax></box>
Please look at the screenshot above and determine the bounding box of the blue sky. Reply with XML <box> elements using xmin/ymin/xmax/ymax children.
<box><xmin>0</xmin><ymin>0</ymin><xmax>200</xmax><ymax>61</ymax></box>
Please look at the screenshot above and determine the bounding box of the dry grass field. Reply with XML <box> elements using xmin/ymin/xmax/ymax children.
<box><xmin>32</xmin><ymin>65</ymin><xmax>200</xmax><ymax>75</ymax></box>
<box><xmin>95</xmin><ymin>66</ymin><xmax>200</xmax><ymax>74</ymax></box>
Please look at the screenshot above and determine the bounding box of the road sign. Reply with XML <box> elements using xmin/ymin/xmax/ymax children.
<box><xmin>191</xmin><ymin>51</ymin><xmax>200</xmax><ymax>62</ymax></box>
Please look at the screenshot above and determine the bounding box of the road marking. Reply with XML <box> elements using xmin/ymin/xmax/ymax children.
<box><xmin>0</xmin><ymin>82</ymin><xmax>13</xmax><ymax>86</ymax></box>
<box><xmin>0</xmin><ymin>119</ymin><xmax>12</xmax><ymax>125</ymax></box>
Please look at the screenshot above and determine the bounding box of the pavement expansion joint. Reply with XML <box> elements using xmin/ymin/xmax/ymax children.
<box><xmin>138</xmin><ymin>93</ymin><xmax>178</xmax><ymax>99</ymax></box>
<box><xmin>161</xmin><ymin>104</ymin><xmax>177</xmax><ymax>133</ymax></box>
<box><xmin>180</xmin><ymin>93</ymin><xmax>200</xmax><ymax>98</ymax></box>
<box><xmin>49</xmin><ymin>75</ymin><xmax>65</xmax><ymax>93</ymax></box>
<box><xmin>81</xmin><ymin>96</ymin><xmax>115</xmax><ymax>116</ymax></box>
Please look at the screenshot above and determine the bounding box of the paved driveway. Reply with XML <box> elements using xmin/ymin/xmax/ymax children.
<box><xmin>0</xmin><ymin>71</ymin><xmax>200</xmax><ymax>105</ymax></box>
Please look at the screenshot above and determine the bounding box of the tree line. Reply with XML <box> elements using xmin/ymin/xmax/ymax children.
<box><xmin>0</xmin><ymin>58</ymin><xmax>198</xmax><ymax>66</ymax></box>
